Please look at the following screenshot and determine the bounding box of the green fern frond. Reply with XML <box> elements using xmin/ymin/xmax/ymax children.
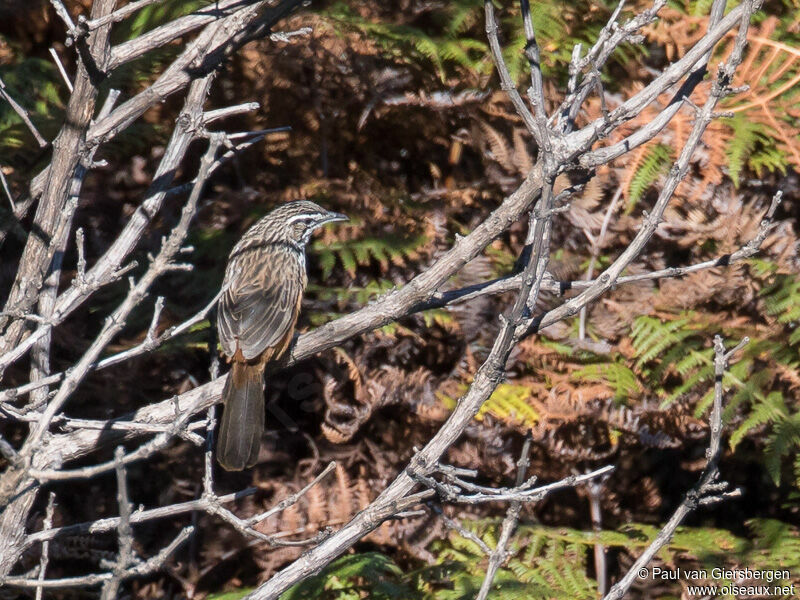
<box><xmin>724</xmin><ymin>114</ymin><xmax>763</xmax><ymax>187</ymax></box>
<box><xmin>281</xmin><ymin>552</ymin><xmax>416</xmax><ymax>600</ymax></box>
<box><xmin>312</xmin><ymin>233</ymin><xmax>427</xmax><ymax>278</ymax></box>
<box><xmin>574</xmin><ymin>360</ymin><xmax>640</xmax><ymax>401</ymax></box>
<box><xmin>478</xmin><ymin>383</ymin><xmax>539</xmax><ymax>427</ymax></box>
<box><xmin>747</xmin><ymin>518</ymin><xmax>800</xmax><ymax>573</ymax></box>
<box><xmin>307</xmin><ymin>279</ymin><xmax>396</xmax><ymax>305</ymax></box>
<box><xmin>626</xmin><ymin>144</ymin><xmax>672</xmax><ymax>211</ymax></box>
<box><xmin>765</xmin><ymin>413</ymin><xmax>800</xmax><ymax>485</ymax></box>
<box><xmin>630</xmin><ymin>314</ymin><xmax>694</xmax><ymax>368</ymax></box>
<box><xmin>749</xmin><ymin>143</ymin><xmax>790</xmax><ymax>178</ymax></box>
<box><xmin>761</xmin><ymin>273</ymin><xmax>800</xmax><ymax>326</ymax></box>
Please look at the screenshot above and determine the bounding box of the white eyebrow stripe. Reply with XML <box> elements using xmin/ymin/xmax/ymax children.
<box><xmin>285</xmin><ymin>213</ymin><xmax>320</xmax><ymax>225</ymax></box>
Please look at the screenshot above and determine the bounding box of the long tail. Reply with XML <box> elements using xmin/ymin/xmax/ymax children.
<box><xmin>217</xmin><ymin>362</ymin><xmax>265</xmax><ymax>471</ymax></box>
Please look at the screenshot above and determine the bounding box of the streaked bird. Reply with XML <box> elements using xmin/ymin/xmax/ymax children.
<box><xmin>216</xmin><ymin>200</ymin><xmax>348</xmax><ymax>470</ymax></box>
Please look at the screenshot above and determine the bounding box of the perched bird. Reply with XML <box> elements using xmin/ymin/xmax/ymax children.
<box><xmin>216</xmin><ymin>200</ymin><xmax>348</xmax><ymax>470</ymax></box>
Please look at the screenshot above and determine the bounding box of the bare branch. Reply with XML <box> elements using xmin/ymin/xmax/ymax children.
<box><xmin>0</xmin><ymin>0</ymin><xmax>117</xmax><ymax>355</ymax></box>
<box><xmin>475</xmin><ymin>435</ymin><xmax>532</xmax><ymax>600</ymax></box>
<box><xmin>524</xmin><ymin>0</ymin><xmax>761</xmax><ymax>338</ymax></box>
<box><xmin>588</xmin><ymin>479</ymin><xmax>607</xmax><ymax>595</ymax></box>
<box><xmin>484</xmin><ymin>1</ymin><xmax>538</xmax><ymax>139</ymax></box>
<box><xmin>570</xmin><ymin>0</ymin><xmax>748</xmax><ymax>159</ymax></box>
<box><xmin>427</xmin><ymin>504</ymin><xmax>492</xmax><ymax>555</ymax></box>
<box><xmin>26</xmin><ymin>488</ymin><xmax>256</xmax><ymax>547</ymax></box>
<box><xmin>48</xmin><ymin>47</ymin><xmax>74</xmax><ymax>92</ymax></box>
<box><xmin>269</xmin><ymin>26</ymin><xmax>313</xmax><ymax>43</ymax></box>
<box><xmin>0</xmin><ymin>168</ymin><xmax>15</xmax><ymax>211</ymax></box>
<box><xmin>82</xmin><ymin>0</ymin><xmax>166</xmax><ymax>32</ymax></box>
<box><xmin>4</xmin><ymin>527</ymin><xmax>193</xmax><ymax>590</ymax></box>
<box><xmin>106</xmin><ymin>0</ymin><xmax>264</xmax><ymax>70</ymax></box>
<box><xmin>0</xmin><ymin>75</ymin><xmax>215</xmax><ymax>373</ymax></box>
<box><xmin>603</xmin><ymin>335</ymin><xmax>747</xmax><ymax>600</ymax></box>
<box><xmin>100</xmin><ymin>447</ymin><xmax>135</xmax><ymax>600</ymax></box>
<box><xmin>518</xmin><ymin>0</ymin><xmax>551</xmax><ymax>150</ymax></box>
<box><xmin>34</xmin><ymin>492</ymin><xmax>56</xmax><ymax>600</ymax></box>
<box><xmin>22</xmin><ymin>134</ymin><xmax>222</xmax><ymax>452</ymax></box>
<box><xmin>0</xmin><ymin>76</ymin><xmax>48</xmax><ymax>148</ymax></box>
<box><xmin>416</xmin><ymin>464</ymin><xmax>614</xmax><ymax>505</ymax></box>
<box><xmin>557</xmin><ymin>0</ymin><xmax>664</xmax><ymax>133</ymax></box>
<box><xmin>48</xmin><ymin>0</ymin><xmax>76</xmax><ymax>36</ymax></box>
<box><xmin>0</xmin><ymin>81</ymin><xmax>260</xmax><ymax>375</ymax></box>
<box><xmin>1</xmin><ymin>288</ymin><xmax>223</xmax><ymax>404</ymax></box>
<box><xmin>203</xmin><ymin>102</ymin><xmax>261</xmax><ymax>124</ymax></box>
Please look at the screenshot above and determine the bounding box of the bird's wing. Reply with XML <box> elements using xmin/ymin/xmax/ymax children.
<box><xmin>218</xmin><ymin>245</ymin><xmax>304</xmax><ymax>361</ymax></box>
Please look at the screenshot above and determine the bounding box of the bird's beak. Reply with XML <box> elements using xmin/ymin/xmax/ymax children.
<box><xmin>321</xmin><ymin>211</ymin><xmax>349</xmax><ymax>225</ymax></box>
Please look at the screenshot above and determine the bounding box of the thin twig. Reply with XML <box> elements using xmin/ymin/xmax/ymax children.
<box><xmin>428</xmin><ymin>504</ymin><xmax>492</xmax><ymax>555</ymax></box>
<box><xmin>21</xmin><ymin>134</ymin><xmax>223</xmax><ymax>453</ymax></box>
<box><xmin>49</xmin><ymin>47</ymin><xmax>74</xmax><ymax>92</ymax></box>
<box><xmin>48</xmin><ymin>0</ymin><xmax>76</xmax><ymax>35</ymax></box>
<box><xmin>0</xmin><ymin>289</ymin><xmax>223</xmax><ymax>404</ymax></box>
<box><xmin>0</xmin><ymin>76</ymin><xmax>48</xmax><ymax>148</ymax></box>
<box><xmin>484</xmin><ymin>1</ymin><xmax>539</xmax><ymax>139</ymax></box>
<box><xmin>579</xmin><ymin>185</ymin><xmax>623</xmax><ymax>339</ymax></box>
<box><xmin>588</xmin><ymin>479</ymin><xmax>607</xmax><ymax>596</ymax></box>
<box><xmin>35</xmin><ymin>492</ymin><xmax>56</xmax><ymax>600</ymax></box>
<box><xmin>27</xmin><ymin>488</ymin><xmax>258</xmax><ymax>547</ymax></box>
<box><xmin>518</xmin><ymin>0</ymin><xmax>551</xmax><ymax>149</ymax></box>
<box><xmin>603</xmin><ymin>335</ymin><xmax>747</xmax><ymax>600</ymax></box>
<box><xmin>82</xmin><ymin>0</ymin><xmax>166</xmax><ymax>32</ymax></box>
<box><xmin>5</xmin><ymin>527</ymin><xmax>193</xmax><ymax>589</ymax></box>
<box><xmin>0</xmin><ymin>83</ymin><xmax>257</xmax><ymax>375</ymax></box>
<box><xmin>522</xmin><ymin>0</ymin><xmax>762</xmax><ymax>338</ymax></box>
<box><xmin>476</xmin><ymin>434</ymin><xmax>532</xmax><ymax>600</ymax></box>
<box><xmin>203</xmin><ymin>102</ymin><xmax>261</xmax><ymax>124</ymax></box>
<box><xmin>100</xmin><ymin>447</ymin><xmax>135</xmax><ymax>600</ymax></box>
<box><xmin>0</xmin><ymin>168</ymin><xmax>16</xmax><ymax>210</ymax></box>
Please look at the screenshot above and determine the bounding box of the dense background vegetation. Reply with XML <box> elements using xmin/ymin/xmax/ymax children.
<box><xmin>1</xmin><ymin>0</ymin><xmax>799</xmax><ymax>598</ymax></box>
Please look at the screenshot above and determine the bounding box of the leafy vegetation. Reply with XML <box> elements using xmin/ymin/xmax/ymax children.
<box><xmin>239</xmin><ymin>519</ymin><xmax>798</xmax><ymax>599</ymax></box>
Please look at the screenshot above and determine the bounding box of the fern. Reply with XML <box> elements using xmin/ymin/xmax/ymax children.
<box><xmin>723</xmin><ymin>16</ymin><xmax>800</xmax><ymax>176</ymax></box>
<box><xmin>282</xmin><ymin>552</ymin><xmax>418</xmax><ymax>600</ymax></box>
<box><xmin>574</xmin><ymin>359</ymin><xmax>640</xmax><ymax>401</ymax></box>
<box><xmin>625</xmin><ymin>144</ymin><xmax>672</xmax><ymax>211</ymax></box>
<box><xmin>724</xmin><ymin>113</ymin><xmax>762</xmax><ymax>187</ymax></box>
<box><xmin>308</xmin><ymin>279</ymin><xmax>396</xmax><ymax>305</ymax></box>
<box><xmin>312</xmin><ymin>234</ymin><xmax>427</xmax><ymax>279</ymax></box>
<box><xmin>322</xmin><ymin>3</ymin><xmax>490</xmax><ymax>82</ymax></box>
<box><xmin>764</xmin><ymin>413</ymin><xmax>800</xmax><ymax>486</ymax></box>
<box><xmin>213</xmin><ymin>518</ymin><xmax>798</xmax><ymax>600</ymax></box>
<box><xmin>322</xmin><ymin>0</ymin><xmax>633</xmax><ymax>85</ymax></box>
<box><xmin>746</xmin><ymin>519</ymin><xmax>800</xmax><ymax>574</ymax></box>
<box><xmin>434</xmin><ymin>521</ymin><xmax>597</xmax><ymax>600</ymax></box>
<box><xmin>761</xmin><ymin>273</ymin><xmax>800</xmax><ymax>333</ymax></box>
<box><xmin>479</xmin><ymin>383</ymin><xmax>539</xmax><ymax>428</ymax></box>
<box><xmin>437</xmin><ymin>383</ymin><xmax>539</xmax><ymax>429</ymax></box>
<box><xmin>630</xmin><ymin>314</ymin><xmax>695</xmax><ymax>369</ymax></box>
<box><xmin>623</xmin><ymin>273</ymin><xmax>800</xmax><ymax>489</ymax></box>
<box><xmin>748</xmin><ymin>141</ymin><xmax>790</xmax><ymax>178</ymax></box>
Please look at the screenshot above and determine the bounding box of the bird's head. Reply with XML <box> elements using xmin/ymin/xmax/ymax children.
<box><xmin>270</xmin><ymin>200</ymin><xmax>348</xmax><ymax>247</ymax></box>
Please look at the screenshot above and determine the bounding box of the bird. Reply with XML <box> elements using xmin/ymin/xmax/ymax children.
<box><xmin>216</xmin><ymin>200</ymin><xmax>348</xmax><ymax>471</ymax></box>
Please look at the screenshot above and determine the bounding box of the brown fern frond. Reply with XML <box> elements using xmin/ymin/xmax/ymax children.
<box><xmin>477</xmin><ymin>120</ymin><xmax>515</xmax><ymax>172</ymax></box>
